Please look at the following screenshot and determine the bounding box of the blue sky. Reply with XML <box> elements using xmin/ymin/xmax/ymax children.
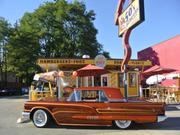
<box><xmin>0</xmin><ymin>0</ymin><xmax>179</xmax><ymax>59</ymax></box>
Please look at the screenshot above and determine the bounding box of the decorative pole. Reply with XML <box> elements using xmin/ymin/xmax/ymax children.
<box><xmin>115</xmin><ymin>0</ymin><xmax>145</xmax><ymax>101</ymax></box>
<box><xmin>122</xmin><ymin>30</ymin><xmax>132</xmax><ymax>101</ymax></box>
<box><xmin>58</xmin><ymin>71</ymin><xmax>64</xmax><ymax>99</ymax></box>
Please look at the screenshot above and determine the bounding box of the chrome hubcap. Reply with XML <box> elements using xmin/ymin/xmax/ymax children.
<box><xmin>115</xmin><ymin>120</ymin><xmax>131</xmax><ymax>129</ymax></box>
<box><xmin>33</xmin><ymin>110</ymin><xmax>47</xmax><ymax>127</ymax></box>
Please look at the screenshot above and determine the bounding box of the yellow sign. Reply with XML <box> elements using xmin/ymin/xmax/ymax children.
<box><xmin>38</xmin><ymin>59</ymin><xmax>93</xmax><ymax>65</ymax></box>
<box><xmin>38</xmin><ymin>58</ymin><xmax>151</xmax><ymax>67</ymax></box>
<box><xmin>118</xmin><ymin>0</ymin><xmax>144</xmax><ymax>36</ymax></box>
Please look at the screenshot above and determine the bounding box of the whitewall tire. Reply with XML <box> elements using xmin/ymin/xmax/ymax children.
<box><xmin>33</xmin><ymin>109</ymin><xmax>49</xmax><ymax>128</ymax></box>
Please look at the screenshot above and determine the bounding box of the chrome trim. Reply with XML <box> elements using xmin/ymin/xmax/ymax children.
<box><xmin>22</xmin><ymin>112</ymin><xmax>30</xmax><ymax>120</ymax></box>
<box><xmin>157</xmin><ymin>115</ymin><xmax>167</xmax><ymax>122</ymax></box>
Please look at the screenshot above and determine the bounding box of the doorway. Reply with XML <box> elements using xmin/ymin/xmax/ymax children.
<box><xmin>101</xmin><ymin>74</ymin><xmax>109</xmax><ymax>87</ymax></box>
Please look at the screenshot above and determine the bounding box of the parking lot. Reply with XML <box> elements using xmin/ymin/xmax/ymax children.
<box><xmin>0</xmin><ymin>96</ymin><xmax>180</xmax><ymax>135</ymax></box>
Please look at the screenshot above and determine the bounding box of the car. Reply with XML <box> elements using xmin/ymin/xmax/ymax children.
<box><xmin>21</xmin><ymin>87</ymin><xmax>29</xmax><ymax>95</ymax></box>
<box><xmin>0</xmin><ymin>88</ymin><xmax>17</xmax><ymax>96</ymax></box>
<box><xmin>21</xmin><ymin>87</ymin><xmax>167</xmax><ymax>129</ymax></box>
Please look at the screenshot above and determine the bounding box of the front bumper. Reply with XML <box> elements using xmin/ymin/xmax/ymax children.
<box><xmin>157</xmin><ymin>115</ymin><xmax>167</xmax><ymax>122</ymax></box>
<box><xmin>17</xmin><ymin>112</ymin><xmax>31</xmax><ymax>124</ymax></box>
<box><xmin>22</xmin><ymin>112</ymin><xmax>30</xmax><ymax>120</ymax></box>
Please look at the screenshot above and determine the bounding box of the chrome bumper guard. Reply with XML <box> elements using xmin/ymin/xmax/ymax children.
<box><xmin>22</xmin><ymin>112</ymin><xmax>30</xmax><ymax>121</ymax></box>
<box><xmin>17</xmin><ymin>112</ymin><xmax>31</xmax><ymax>124</ymax></box>
<box><xmin>157</xmin><ymin>115</ymin><xmax>167</xmax><ymax>122</ymax></box>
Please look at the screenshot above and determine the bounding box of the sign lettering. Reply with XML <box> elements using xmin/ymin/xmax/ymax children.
<box><xmin>118</xmin><ymin>0</ymin><xmax>144</xmax><ymax>36</ymax></box>
<box><xmin>38</xmin><ymin>59</ymin><xmax>151</xmax><ymax>66</ymax></box>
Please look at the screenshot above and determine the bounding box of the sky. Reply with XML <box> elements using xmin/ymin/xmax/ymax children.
<box><xmin>0</xmin><ymin>0</ymin><xmax>180</xmax><ymax>59</ymax></box>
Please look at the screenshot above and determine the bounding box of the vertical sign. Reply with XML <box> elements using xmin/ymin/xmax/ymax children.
<box><xmin>118</xmin><ymin>0</ymin><xmax>144</xmax><ymax>37</ymax></box>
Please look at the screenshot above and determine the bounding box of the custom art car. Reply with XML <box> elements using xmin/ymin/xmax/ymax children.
<box><xmin>21</xmin><ymin>87</ymin><xmax>167</xmax><ymax>129</ymax></box>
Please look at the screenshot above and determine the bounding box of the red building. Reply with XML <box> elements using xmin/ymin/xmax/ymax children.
<box><xmin>138</xmin><ymin>35</ymin><xmax>180</xmax><ymax>72</ymax></box>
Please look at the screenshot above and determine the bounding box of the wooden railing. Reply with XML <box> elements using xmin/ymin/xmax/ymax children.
<box><xmin>142</xmin><ymin>86</ymin><xmax>180</xmax><ymax>103</ymax></box>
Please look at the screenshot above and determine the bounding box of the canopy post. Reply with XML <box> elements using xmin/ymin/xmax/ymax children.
<box><xmin>123</xmin><ymin>65</ymin><xmax>128</xmax><ymax>100</ymax></box>
<box><xmin>45</xmin><ymin>64</ymin><xmax>49</xmax><ymax>72</ymax></box>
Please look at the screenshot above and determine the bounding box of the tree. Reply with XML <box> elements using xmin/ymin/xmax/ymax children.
<box><xmin>20</xmin><ymin>0</ymin><xmax>109</xmax><ymax>58</ymax></box>
<box><xmin>0</xmin><ymin>17</ymin><xmax>10</xmax><ymax>87</ymax></box>
<box><xmin>0</xmin><ymin>17</ymin><xmax>9</xmax><ymax>67</ymax></box>
<box><xmin>6</xmin><ymin>0</ymin><xmax>110</xmax><ymax>86</ymax></box>
<box><xmin>6</xmin><ymin>24</ymin><xmax>41</xmax><ymax>85</ymax></box>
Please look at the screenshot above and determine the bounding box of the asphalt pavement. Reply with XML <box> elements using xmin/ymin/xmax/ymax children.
<box><xmin>0</xmin><ymin>95</ymin><xmax>180</xmax><ymax>135</ymax></box>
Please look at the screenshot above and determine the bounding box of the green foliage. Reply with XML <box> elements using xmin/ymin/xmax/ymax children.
<box><xmin>20</xmin><ymin>0</ymin><xmax>109</xmax><ymax>58</ymax></box>
<box><xmin>0</xmin><ymin>17</ymin><xmax>9</xmax><ymax>41</ymax></box>
<box><xmin>6</xmin><ymin>25</ymin><xmax>41</xmax><ymax>77</ymax></box>
<box><xmin>1</xmin><ymin>0</ymin><xmax>110</xmax><ymax>85</ymax></box>
<box><xmin>0</xmin><ymin>17</ymin><xmax>10</xmax><ymax>71</ymax></box>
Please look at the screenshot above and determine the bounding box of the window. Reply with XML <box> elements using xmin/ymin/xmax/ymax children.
<box><xmin>118</xmin><ymin>73</ymin><xmax>124</xmax><ymax>87</ymax></box>
<box><xmin>81</xmin><ymin>90</ymin><xmax>108</xmax><ymax>102</ymax></box>
<box><xmin>88</xmin><ymin>76</ymin><xmax>93</xmax><ymax>86</ymax></box>
<box><xmin>78</xmin><ymin>77</ymin><xmax>82</xmax><ymax>87</ymax></box>
<box><xmin>94</xmin><ymin>76</ymin><xmax>101</xmax><ymax>86</ymax></box>
<box><xmin>82</xmin><ymin>90</ymin><xmax>98</xmax><ymax>101</ymax></box>
<box><xmin>67</xmin><ymin>90</ymin><xmax>108</xmax><ymax>102</ymax></box>
<box><xmin>67</xmin><ymin>90</ymin><xmax>81</xmax><ymax>101</ymax></box>
<box><xmin>102</xmin><ymin>76</ymin><xmax>108</xmax><ymax>86</ymax></box>
<box><xmin>99</xmin><ymin>90</ymin><xmax>108</xmax><ymax>102</ymax></box>
<box><xmin>129</xmin><ymin>73</ymin><xmax>137</xmax><ymax>87</ymax></box>
<box><xmin>75</xmin><ymin>91</ymin><xmax>81</xmax><ymax>101</ymax></box>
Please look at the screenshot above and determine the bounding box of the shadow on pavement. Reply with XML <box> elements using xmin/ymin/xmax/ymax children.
<box><xmin>46</xmin><ymin>117</ymin><xmax>180</xmax><ymax>130</ymax></box>
<box><xmin>134</xmin><ymin>117</ymin><xmax>180</xmax><ymax>130</ymax></box>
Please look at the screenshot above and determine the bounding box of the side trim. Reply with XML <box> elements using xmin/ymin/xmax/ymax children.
<box><xmin>72</xmin><ymin>115</ymin><xmax>157</xmax><ymax>122</ymax></box>
<box><xmin>96</xmin><ymin>108</ymin><xmax>154</xmax><ymax>114</ymax></box>
<box><xmin>52</xmin><ymin>110</ymin><xmax>85</xmax><ymax>115</ymax></box>
<box><xmin>59</xmin><ymin>123</ymin><xmax>112</xmax><ymax>127</ymax></box>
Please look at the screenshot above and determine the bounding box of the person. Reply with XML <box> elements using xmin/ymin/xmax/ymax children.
<box><xmin>35</xmin><ymin>81</ymin><xmax>43</xmax><ymax>91</ymax></box>
<box><xmin>103</xmin><ymin>77</ymin><xmax>107</xmax><ymax>86</ymax></box>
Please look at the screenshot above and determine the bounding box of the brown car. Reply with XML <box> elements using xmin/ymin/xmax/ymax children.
<box><xmin>21</xmin><ymin>87</ymin><xmax>167</xmax><ymax>129</ymax></box>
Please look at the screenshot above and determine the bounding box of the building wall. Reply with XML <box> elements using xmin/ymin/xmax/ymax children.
<box><xmin>0</xmin><ymin>72</ymin><xmax>18</xmax><ymax>82</ymax></box>
<box><xmin>0</xmin><ymin>72</ymin><xmax>19</xmax><ymax>88</ymax></box>
<box><xmin>110</xmin><ymin>72</ymin><xmax>118</xmax><ymax>88</ymax></box>
<box><xmin>138</xmin><ymin>35</ymin><xmax>180</xmax><ymax>71</ymax></box>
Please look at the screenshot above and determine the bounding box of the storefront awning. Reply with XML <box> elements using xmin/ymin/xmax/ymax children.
<box><xmin>76</xmin><ymin>64</ymin><xmax>109</xmax><ymax>77</ymax></box>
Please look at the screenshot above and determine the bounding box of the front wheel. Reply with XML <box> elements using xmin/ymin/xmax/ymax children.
<box><xmin>32</xmin><ymin>109</ymin><xmax>50</xmax><ymax>128</ymax></box>
<box><xmin>114</xmin><ymin>120</ymin><xmax>132</xmax><ymax>129</ymax></box>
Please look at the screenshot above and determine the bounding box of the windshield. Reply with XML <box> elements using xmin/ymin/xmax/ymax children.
<box><xmin>67</xmin><ymin>90</ymin><xmax>108</xmax><ymax>102</ymax></box>
<box><xmin>67</xmin><ymin>90</ymin><xmax>81</xmax><ymax>101</ymax></box>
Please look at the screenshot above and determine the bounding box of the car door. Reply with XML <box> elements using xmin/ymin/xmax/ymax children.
<box><xmin>52</xmin><ymin>90</ymin><xmax>110</xmax><ymax>125</ymax></box>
